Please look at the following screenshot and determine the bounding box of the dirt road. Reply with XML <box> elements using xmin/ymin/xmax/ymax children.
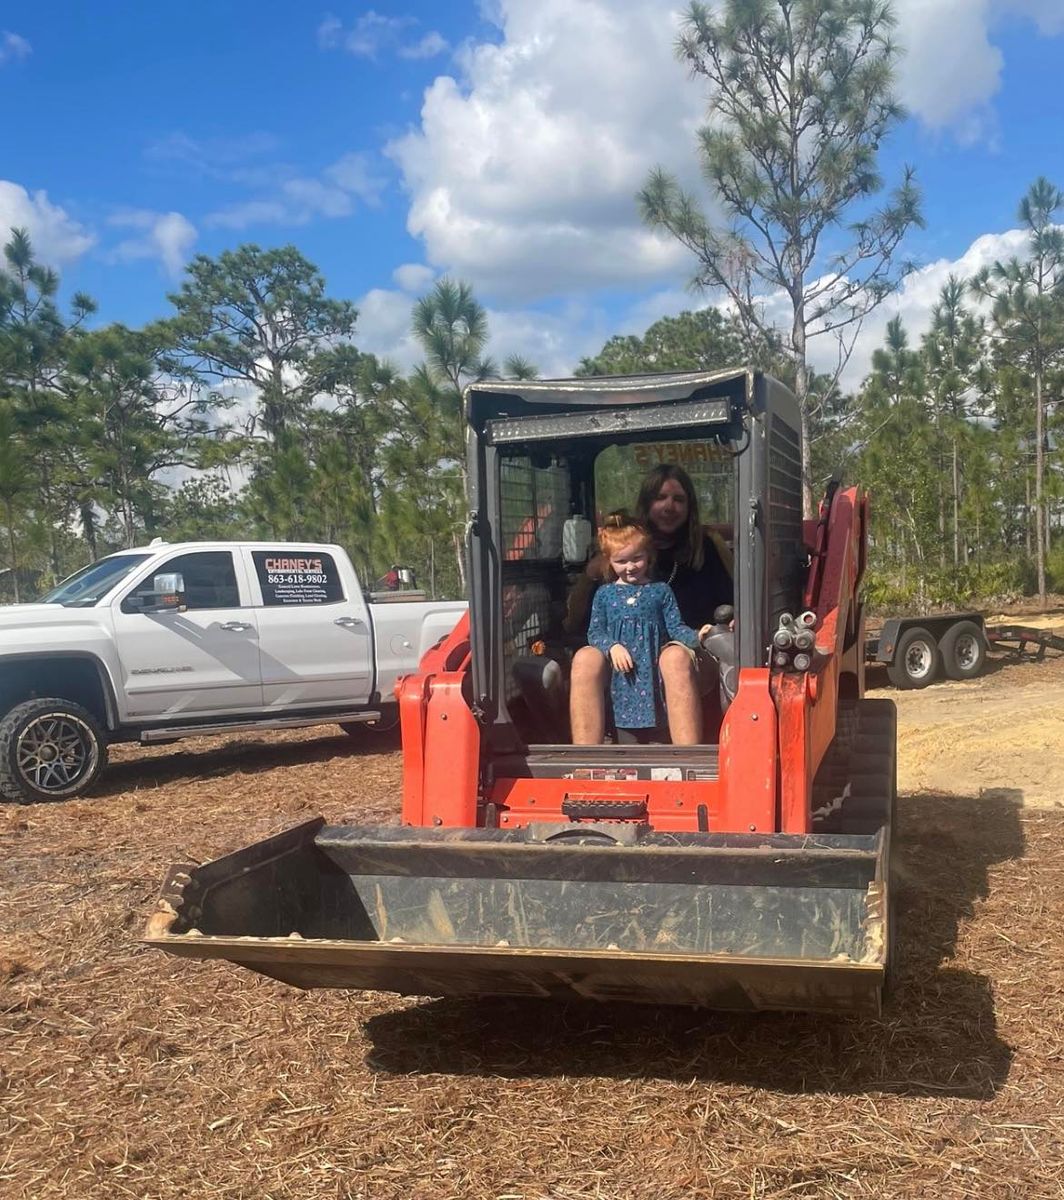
<box><xmin>871</xmin><ymin>650</ymin><xmax>1064</xmax><ymax>808</ymax></box>
<box><xmin>1</xmin><ymin>644</ymin><xmax>1063</xmax><ymax>1198</ymax></box>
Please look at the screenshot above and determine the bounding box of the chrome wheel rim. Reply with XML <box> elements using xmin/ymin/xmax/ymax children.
<box><xmin>905</xmin><ymin>641</ymin><xmax>933</xmax><ymax>680</ymax></box>
<box><xmin>15</xmin><ymin>713</ymin><xmax>98</xmax><ymax>795</ymax></box>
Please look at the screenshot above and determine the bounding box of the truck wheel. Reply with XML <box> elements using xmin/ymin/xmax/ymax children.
<box><xmin>886</xmin><ymin>626</ymin><xmax>940</xmax><ymax>690</ymax></box>
<box><xmin>939</xmin><ymin>620</ymin><xmax>986</xmax><ymax>681</ymax></box>
<box><xmin>0</xmin><ymin>698</ymin><xmax>108</xmax><ymax>804</ymax></box>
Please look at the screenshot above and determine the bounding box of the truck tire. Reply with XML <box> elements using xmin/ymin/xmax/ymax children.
<box><xmin>0</xmin><ymin>698</ymin><xmax>108</xmax><ymax>804</ymax></box>
<box><xmin>886</xmin><ymin>626</ymin><xmax>940</xmax><ymax>689</ymax></box>
<box><xmin>939</xmin><ymin>620</ymin><xmax>986</xmax><ymax>681</ymax></box>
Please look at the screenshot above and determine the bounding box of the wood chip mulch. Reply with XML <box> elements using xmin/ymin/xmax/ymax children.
<box><xmin>1</xmin><ymin>725</ymin><xmax>1063</xmax><ymax>1199</ymax></box>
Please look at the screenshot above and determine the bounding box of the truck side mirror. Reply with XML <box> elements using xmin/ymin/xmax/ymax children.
<box><xmin>127</xmin><ymin>572</ymin><xmax>186</xmax><ymax>613</ymax></box>
<box><xmin>149</xmin><ymin>572</ymin><xmax>185</xmax><ymax>611</ymax></box>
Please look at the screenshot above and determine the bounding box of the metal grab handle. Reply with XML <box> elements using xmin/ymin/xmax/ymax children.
<box><xmin>334</xmin><ymin>615</ymin><xmax>364</xmax><ymax>627</ymax></box>
<box><xmin>220</xmin><ymin>621</ymin><xmax>253</xmax><ymax>632</ymax></box>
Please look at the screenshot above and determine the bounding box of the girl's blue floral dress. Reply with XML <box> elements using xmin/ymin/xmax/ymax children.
<box><xmin>587</xmin><ymin>581</ymin><xmax>700</xmax><ymax>729</ymax></box>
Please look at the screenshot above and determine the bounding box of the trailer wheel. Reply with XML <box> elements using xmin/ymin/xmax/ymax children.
<box><xmin>939</xmin><ymin>620</ymin><xmax>986</xmax><ymax>681</ymax></box>
<box><xmin>886</xmin><ymin>627</ymin><xmax>940</xmax><ymax>689</ymax></box>
<box><xmin>0</xmin><ymin>698</ymin><xmax>108</xmax><ymax>804</ymax></box>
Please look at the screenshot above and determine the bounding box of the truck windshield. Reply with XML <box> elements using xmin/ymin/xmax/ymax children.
<box><xmin>38</xmin><ymin>554</ymin><xmax>152</xmax><ymax>607</ymax></box>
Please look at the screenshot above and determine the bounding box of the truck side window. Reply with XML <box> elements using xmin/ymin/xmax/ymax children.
<box><xmin>123</xmin><ymin>551</ymin><xmax>241</xmax><ymax>612</ymax></box>
<box><xmin>251</xmin><ymin>550</ymin><xmax>345</xmax><ymax>606</ymax></box>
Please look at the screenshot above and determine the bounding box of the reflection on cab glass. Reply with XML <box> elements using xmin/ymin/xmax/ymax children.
<box><xmin>596</xmin><ymin>441</ymin><xmax>734</xmax><ymax>525</ymax></box>
<box><xmin>39</xmin><ymin>555</ymin><xmax>152</xmax><ymax>607</ymax></box>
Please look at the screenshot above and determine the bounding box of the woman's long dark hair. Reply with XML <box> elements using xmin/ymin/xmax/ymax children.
<box><xmin>634</xmin><ymin>463</ymin><xmax>704</xmax><ymax>571</ymax></box>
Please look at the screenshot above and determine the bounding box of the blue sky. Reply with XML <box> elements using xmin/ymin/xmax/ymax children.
<box><xmin>2</xmin><ymin>1</ymin><xmax>1064</xmax><ymax>385</ymax></box>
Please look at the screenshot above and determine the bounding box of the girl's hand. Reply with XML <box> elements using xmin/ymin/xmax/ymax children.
<box><xmin>609</xmin><ymin>643</ymin><xmax>634</xmax><ymax>673</ymax></box>
<box><xmin>698</xmin><ymin>624</ymin><xmax>713</xmax><ymax>642</ymax></box>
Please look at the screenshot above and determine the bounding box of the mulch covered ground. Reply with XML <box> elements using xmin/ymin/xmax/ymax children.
<box><xmin>2</xmin><ymin>712</ymin><xmax>1064</xmax><ymax>1198</ymax></box>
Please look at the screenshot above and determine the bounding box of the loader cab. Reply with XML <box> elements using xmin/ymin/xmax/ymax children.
<box><xmin>464</xmin><ymin>368</ymin><xmax>805</xmax><ymax>759</ymax></box>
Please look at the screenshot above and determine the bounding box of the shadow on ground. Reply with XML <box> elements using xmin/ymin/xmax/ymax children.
<box><xmin>364</xmin><ymin>792</ymin><xmax>1023</xmax><ymax>1100</ymax></box>
<box><xmin>88</xmin><ymin>725</ymin><xmax>400</xmax><ymax>799</ymax></box>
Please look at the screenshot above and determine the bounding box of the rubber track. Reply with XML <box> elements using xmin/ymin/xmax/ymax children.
<box><xmin>811</xmin><ymin>698</ymin><xmax>897</xmax><ymax>836</ymax></box>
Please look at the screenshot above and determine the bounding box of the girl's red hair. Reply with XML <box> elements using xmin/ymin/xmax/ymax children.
<box><xmin>597</xmin><ymin>512</ymin><xmax>652</xmax><ymax>577</ymax></box>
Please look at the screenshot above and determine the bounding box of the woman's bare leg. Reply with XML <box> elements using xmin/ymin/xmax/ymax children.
<box><xmin>569</xmin><ymin>645</ymin><xmax>609</xmax><ymax>744</ymax></box>
<box><xmin>659</xmin><ymin>644</ymin><xmax>702</xmax><ymax>745</ymax></box>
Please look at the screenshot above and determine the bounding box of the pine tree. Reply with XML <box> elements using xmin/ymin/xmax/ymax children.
<box><xmin>640</xmin><ymin>0</ymin><xmax>922</xmax><ymax>513</ymax></box>
<box><xmin>972</xmin><ymin>178</ymin><xmax>1064</xmax><ymax>605</ymax></box>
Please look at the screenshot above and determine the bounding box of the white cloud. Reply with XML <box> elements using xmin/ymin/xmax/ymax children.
<box><xmin>352</xmin><ymin>286</ymin><xmax>424</xmax><ymax>371</ymax></box>
<box><xmin>108</xmin><ymin>209</ymin><xmax>197</xmax><ymax>277</ymax></box>
<box><xmin>483</xmin><ymin>302</ymin><xmax>605</xmax><ymax>376</ymax></box>
<box><xmin>386</xmin><ymin>0</ymin><xmax>700</xmax><ymax>302</ymax></box>
<box><xmin>319</xmin><ymin>11</ymin><xmax>448</xmax><ymax>60</ymax></box>
<box><xmin>0</xmin><ymin>180</ymin><xmax>95</xmax><ymax>264</ymax></box>
<box><xmin>146</xmin><ymin>130</ymin><xmax>281</xmax><ymax>174</ymax></box>
<box><xmin>205</xmin><ymin>152</ymin><xmax>387</xmax><ymax>230</ymax></box>
<box><xmin>817</xmin><ymin>227</ymin><xmax>1032</xmax><ymax>391</ymax></box>
<box><xmin>353</xmin><ymin>281</ymin><xmax>606</xmax><ymax>378</ymax></box>
<box><xmin>892</xmin><ymin>0</ymin><xmax>1003</xmax><ymax>138</ymax></box>
<box><xmin>384</xmin><ymin>0</ymin><xmax>1062</xmax><ymax>310</ymax></box>
<box><xmin>891</xmin><ymin>0</ymin><xmax>1064</xmax><ymax>138</ymax></box>
<box><xmin>0</xmin><ymin>31</ymin><xmax>31</xmax><ymax>65</ymax></box>
<box><xmin>317</xmin><ymin>15</ymin><xmax>344</xmax><ymax>49</ymax></box>
<box><xmin>400</xmin><ymin>31</ymin><xmax>449</xmax><ymax>60</ymax></box>
<box><xmin>392</xmin><ymin>262</ymin><xmax>436</xmax><ymax>292</ymax></box>
<box><xmin>323</xmin><ymin>152</ymin><xmax>387</xmax><ymax>203</ymax></box>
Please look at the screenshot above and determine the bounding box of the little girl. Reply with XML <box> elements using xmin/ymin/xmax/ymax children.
<box><xmin>586</xmin><ymin>514</ymin><xmax>710</xmax><ymax>741</ymax></box>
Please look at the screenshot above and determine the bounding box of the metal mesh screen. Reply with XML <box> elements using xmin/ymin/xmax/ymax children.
<box><xmin>499</xmin><ymin>458</ymin><xmax>570</xmax><ymax>560</ymax></box>
<box><xmin>499</xmin><ymin>456</ymin><xmax>571</xmax><ymax>701</ymax></box>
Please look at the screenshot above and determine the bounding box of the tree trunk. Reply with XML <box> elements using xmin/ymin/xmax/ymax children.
<box><xmin>791</xmin><ymin>306</ymin><xmax>813</xmax><ymax>517</ymax></box>
<box><xmin>1035</xmin><ymin>368</ymin><xmax>1046</xmax><ymax>606</ymax></box>
<box><xmin>453</xmin><ymin>530</ymin><xmax>466</xmax><ymax>596</ymax></box>
<box><xmin>1025</xmin><ymin>471</ymin><xmax>1032</xmax><ymax>557</ymax></box>
<box><xmin>80</xmin><ymin>503</ymin><xmax>99</xmax><ymax>561</ymax></box>
<box><xmin>952</xmin><ymin>435</ymin><xmax>960</xmax><ymax>567</ymax></box>
<box><xmin>4</xmin><ymin>500</ymin><xmax>19</xmax><ymax>604</ymax></box>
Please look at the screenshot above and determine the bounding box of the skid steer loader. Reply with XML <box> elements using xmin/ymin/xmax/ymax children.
<box><xmin>145</xmin><ymin>368</ymin><xmax>896</xmax><ymax>1015</ymax></box>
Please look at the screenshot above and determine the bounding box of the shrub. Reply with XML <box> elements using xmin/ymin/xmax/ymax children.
<box><xmin>863</xmin><ymin>557</ymin><xmax>1035</xmax><ymax>614</ymax></box>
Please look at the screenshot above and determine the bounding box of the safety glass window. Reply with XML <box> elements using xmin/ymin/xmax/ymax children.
<box><xmin>123</xmin><ymin>552</ymin><xmax>241</xmax><ymax>612</ymax></box>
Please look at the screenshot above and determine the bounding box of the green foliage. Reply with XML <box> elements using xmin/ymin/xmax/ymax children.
<box><xmin>863</xmin><ymin>559</ymin><xmax>1036</xmax><ymax>614</ymax></box>
<box><xmin>640</xmin><ymin>0</ymin><xmax>922</xmax><ymax>509</ymax></box>
<box><xmin>164</xmin><ymin>476</ymin><xmax>245</xmax><ymax>542</ymax></box>
<box><xmin>1047</xmin><ymin>545</ymin><xmax>1064</xmax><ymax>593</ymax></box>
<box><xmin>970</xmin><ymin>177</ymin><xmax>1064</xmax><ymax>603</ymax></box>
<box><xmin>157</xmin><ymin>244</ymin><xmax>357</xmax><ymax>441</ymax></box>
<box><xmin>2</xmin><ymin>200</ymin><xmax>1060</xmax><ymax>618</ymax></box>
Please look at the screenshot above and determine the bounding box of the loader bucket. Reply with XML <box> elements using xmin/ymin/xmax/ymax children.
<box><xmin>144</xmin><ymin>817</ymin><xmax>890</xmax><ymax>1015</ymax></box>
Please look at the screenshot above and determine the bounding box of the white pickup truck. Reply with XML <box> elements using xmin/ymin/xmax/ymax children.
<box><xmin>0</xmin><ymin>541</ymin><xmax>466</xmax><ymax>803</ymax></box>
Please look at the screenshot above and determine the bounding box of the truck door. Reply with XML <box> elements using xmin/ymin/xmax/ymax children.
<box><xmin>112</xmin><ymin>549</ymin><xmax>264</xmax><ymax>717</ymax></box>
<box><xmin>244</xmin><ymin>548</ymin><xmax>374</xmax><ymax>708</ymax></box>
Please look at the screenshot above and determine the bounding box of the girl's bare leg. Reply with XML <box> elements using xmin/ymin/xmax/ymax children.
<box><xmin>569</xmin><ymin>645</ymin><xmax>609</xmax><ymax>744</ymax></box>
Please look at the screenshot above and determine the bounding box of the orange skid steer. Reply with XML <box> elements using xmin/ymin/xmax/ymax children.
<box><xmin>145</xmin><ymin>369</ymin><xmax>896</xmax><ymax>1015</ymax></box>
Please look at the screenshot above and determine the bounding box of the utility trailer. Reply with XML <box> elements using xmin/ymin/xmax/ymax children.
<box><xmin>867</xmin><ymin>611</ymin><xmax>1064</xmax><ymax>689</ymax></box>
<box><xmin>146</xmin><ymin>368</ymin><xmax>897</xmax><ymax>1016</ymax></box>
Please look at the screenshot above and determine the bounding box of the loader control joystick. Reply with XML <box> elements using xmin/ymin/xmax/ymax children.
<box><xmin>700</xmin><ymin>605</ymin><xmax>737</xmax><ymax>709</ymax></box>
